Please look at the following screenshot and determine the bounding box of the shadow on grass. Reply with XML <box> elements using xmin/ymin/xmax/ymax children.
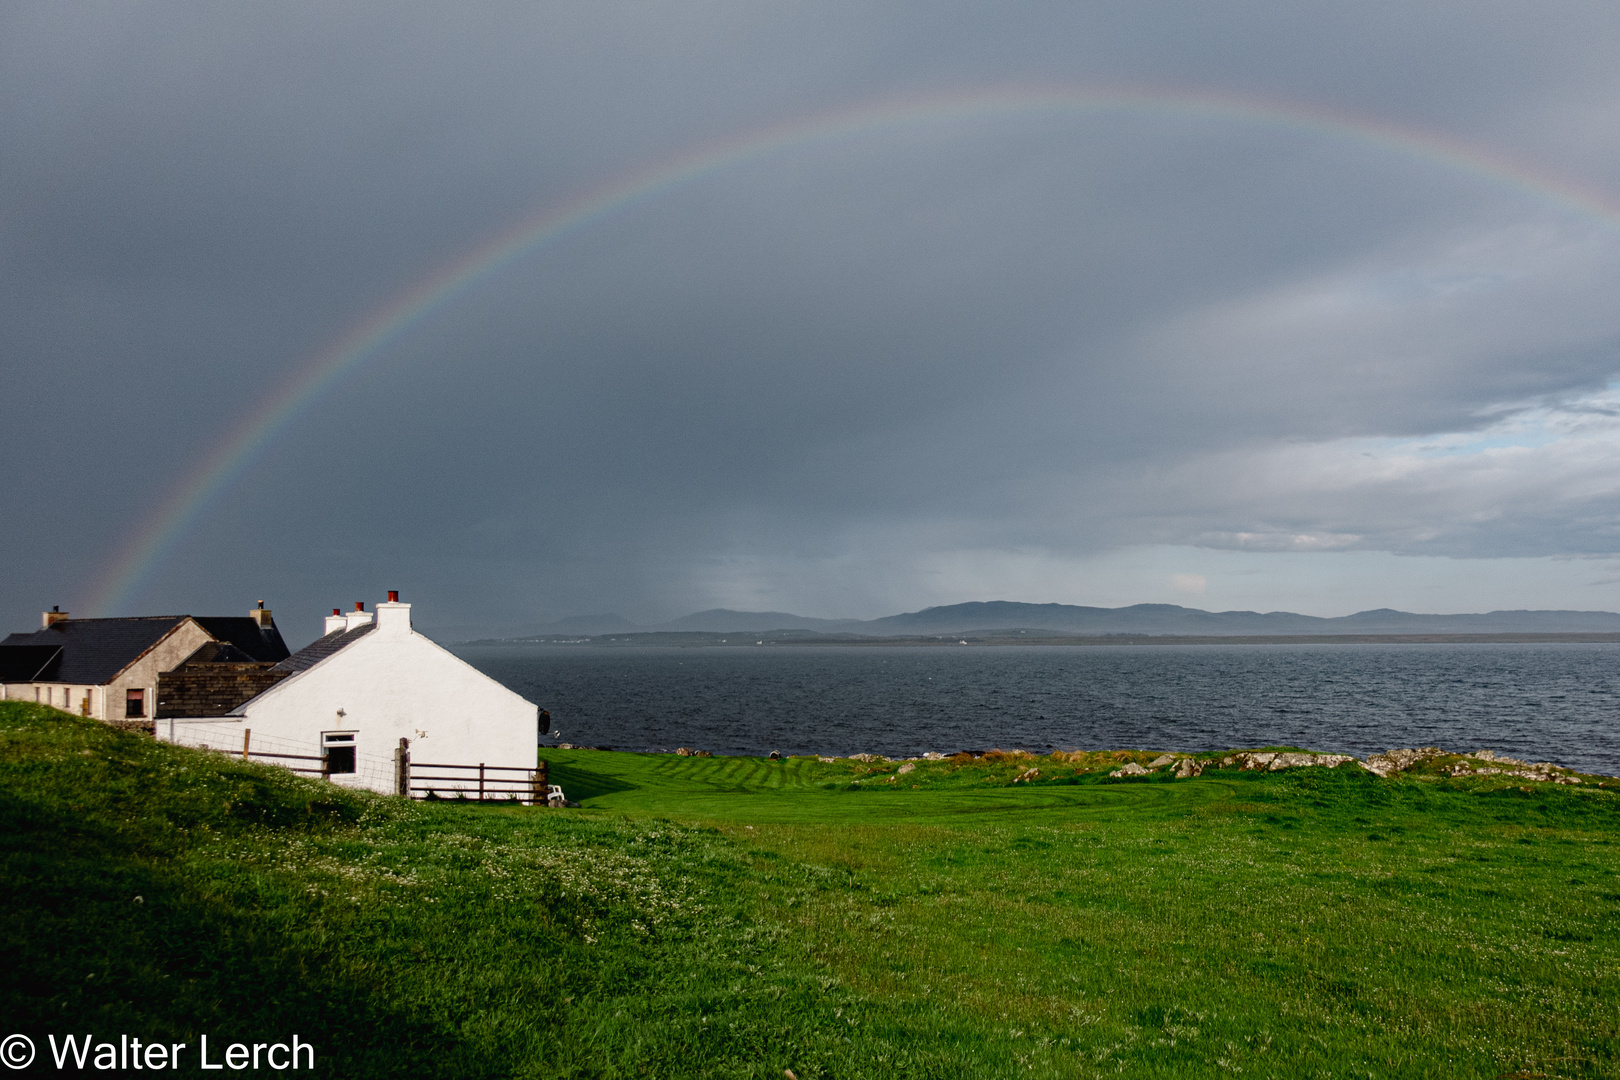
<box><xmin>547</xmin><ymin>760</ymin><xmax>641</xmax><ymax>802</ymax></box>
<box><xmin>0</xmin><ymin>788</ymin><xmax>499</xmax><ymax>1079</ymax></box>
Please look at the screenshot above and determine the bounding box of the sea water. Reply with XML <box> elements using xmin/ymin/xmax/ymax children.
<box><xmin>452</xmin><ymin>642</ymin><xmax>1620</xmax><ymax>775</ymax></box>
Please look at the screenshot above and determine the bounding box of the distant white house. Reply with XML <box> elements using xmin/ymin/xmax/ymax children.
<box><xmin>159</xmin><ymin>593</ymin><xmax>539</xmax><ymax>796</ymax></box>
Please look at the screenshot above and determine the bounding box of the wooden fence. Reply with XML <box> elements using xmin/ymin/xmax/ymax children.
<box><xmin>225</xmin><ymin>730</ymin><xmax>548</xmax><ymax>803</ymax></box>
<box><xmin>408</xmin><ymin>761</ymin><xmax>545</xmax><ymax>803</ymax></box>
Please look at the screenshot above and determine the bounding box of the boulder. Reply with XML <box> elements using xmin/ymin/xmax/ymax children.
<box><xmin>1012</xmin><ymin>767</ymin><xmax>1040</xmax><ymax>783</ymax></box>
<box><xmin>1174</xmin><ymin>758</ymin><xmax>1204</xmax><ymax>778</ymax></box>
<box><xmin>1147</xmin><ymin>754</ymin><xmax>1176</xmax><ymax>769</ymax></box>
<box><xmin>897</xmin><ymin>762</ymin><xmax>916</xmax><ymax>775</ymax></box>
<box><xmin>1109</xmin><ymin>762</ymin><xmax>1150</xmax><ymax>777</ymax></box>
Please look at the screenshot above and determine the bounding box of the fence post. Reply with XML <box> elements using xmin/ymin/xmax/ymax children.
<box><xmin>242</xmin><ymin>729</ymin><xmax>251</xmax><ymax>761</ymax></box>
<box><xmin>532</xmin><ymin>759</ymin><xmax>548</xmax><ymax>805</ymax></box>
<box><xmin>395</xmin><ymin>737</ymin><xmax>411</xmax><ymax>797</ymax></box>
<box><xmin>478</xmin><ymin>762</ymin><xmax>486</xmax><ymax>802</ymax></box>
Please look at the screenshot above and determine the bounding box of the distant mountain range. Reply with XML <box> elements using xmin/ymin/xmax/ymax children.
<box><xmin>509</xmin><ymin>602</ymin><xmax>1620</xmax><ymax>639</ymax></box>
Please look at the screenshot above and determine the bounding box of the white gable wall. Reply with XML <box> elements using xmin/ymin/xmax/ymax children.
<box><xmin>162</xmin><ymin>601</ymin><xmax>537</xmax><ymax>796</ymax></box>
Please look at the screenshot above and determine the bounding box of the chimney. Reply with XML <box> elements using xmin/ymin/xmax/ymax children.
<box><xmin>324</xmin><ymin>607</ymin><xmax>347</xmax><ymax>635</ymax></box>
<box><xmin>376</xmin><ymin>591</ymin><xmax>411</xmax><ymax>636</ymax></box>
<box><xmin>42</xmin><ymin>605</ymin><xmax>68</xmax><ymax>629</ymax></box>
<box><xmin>250</xmin><ymin>600</ymin><xmax>274</xmax><ymax>628</ymax></box>
<box><xmin>343</xmin><ymin>601</ymin><xmax>374</xmax><ymax>631</ymax></box>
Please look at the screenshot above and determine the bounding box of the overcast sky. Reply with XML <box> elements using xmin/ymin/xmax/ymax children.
<box><xmin>7</xmin><ymin>0</ymin><xmax>1620</xmax><ymax>643</ymax></box>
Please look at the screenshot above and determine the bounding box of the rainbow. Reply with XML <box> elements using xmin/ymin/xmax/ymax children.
<box><xmin>89</xmin><ymin>83</ymin><xmax>1620</xmax><ymax>614</ymax></box>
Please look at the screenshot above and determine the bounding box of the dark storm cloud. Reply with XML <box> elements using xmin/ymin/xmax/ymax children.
<box><xmin>5</xmin><ymin>0</ymin><xmax>1620</xmax><ymax>638</ymax></box>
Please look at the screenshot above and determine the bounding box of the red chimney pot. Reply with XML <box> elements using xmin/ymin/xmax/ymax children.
<box><xmin>387</xmin><ymin>590</ymin><xmax>399</xmax><ymax>603</ymax></box>
<box><xmin>355</xmin><ymin>602</ymin><xmax>364</xmax><ymax>611</ymax></box>
<box><xmin>332</xmin><ymin>608</ymin><xmax>341</xmax><ymax>617</ymax></box>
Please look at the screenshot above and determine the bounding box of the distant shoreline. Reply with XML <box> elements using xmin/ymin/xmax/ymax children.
<box><xmin>459</xmin><ymin>631</ymin><xmax>1620</xmax><ymax>647</ymax></box>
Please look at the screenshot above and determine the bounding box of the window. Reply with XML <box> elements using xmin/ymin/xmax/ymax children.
<box><xmin>322</xmin><ymin>732</ymin><xmax>356</xmax><ymax>775</ymax></box>
<box><xmin>125</xmin><ymin>689</ymin><xmax>145</xmax><ymax>718</ymax></box>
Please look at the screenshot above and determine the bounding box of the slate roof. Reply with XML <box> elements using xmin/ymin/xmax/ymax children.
<box><xmin>271</xmin><ymin>622</ymin><xmax>376</xmax><ymax>674</ymax></box>
<box><xmin>0</xmin><ymin>617</ymin><xmax>190</xmax><ymax>685</ymax></box>
<box><xmin>0</xmin><ymin>645</ymin><xmax>63</xmax><ymax>682</ymax></box>
<box><xmin>192</xmin><ymin>617</ymin><xmax>290</xmax><ymax>663</ymax></box>
<box><xmin>179</xmin><ymin>641</ymin><xmax>264</xmax><ymax>665</ymax></box>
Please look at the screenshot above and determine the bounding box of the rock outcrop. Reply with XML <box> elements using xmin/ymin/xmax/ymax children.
<box><xmin>1361</xmin><ymin>746</ymin><xmax>1584</xmax><ymax>783</ymax></box>
<box><xmin>1359</xmin><ymin>747</ymin><xmax>1445</xmax><ymax>776</ymax></box>
<box><xmin>1448</xmin><ymin>755</ymin><xmax>1581</xmax><ymax>784</ymax></box>
<box><xmin>1222</xmin><ymin>751</ymin><xmax>1354</xmax><ymax>772</ymax></box>
<box><xmin>798</xmin><ymin>744</ymin><xmax>1596</xmax><ymax>785</ymax></box>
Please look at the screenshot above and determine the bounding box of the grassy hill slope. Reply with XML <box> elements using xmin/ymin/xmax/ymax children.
<box><xmin>3</xmin><ymin>702</ymin><xmax>1618</xmax><ymax>1077</ymax></box>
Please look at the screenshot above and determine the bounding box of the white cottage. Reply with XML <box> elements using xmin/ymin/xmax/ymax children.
<box><xmin>160</xmin><ymin>593</ymin><xmax>539</xmax><ymax>796</ymax></box>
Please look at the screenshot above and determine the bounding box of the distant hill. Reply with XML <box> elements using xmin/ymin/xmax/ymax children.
<box><xmin>861</xmin><ymin>601</ymin><xmax>1620</xmax><ymax>637</ymax></box>
<box><xmin>494</xmin><ymin>601</ymin><xmax>1620</xmax><ymax>642</ymax></box>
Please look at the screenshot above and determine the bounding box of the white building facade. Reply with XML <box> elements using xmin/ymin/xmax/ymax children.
<box><xmin>161</xmin><ymin>595</ymin><xmax>539</xmax><ymax>797</ymax></box>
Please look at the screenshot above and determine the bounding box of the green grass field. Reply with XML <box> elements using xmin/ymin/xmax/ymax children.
<box><xmin>2</xmin><ymin>701</ymin><xmax>1617</xmax><ymax>1078</ymax></box>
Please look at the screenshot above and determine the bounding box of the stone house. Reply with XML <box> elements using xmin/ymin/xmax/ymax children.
<box><xmin>0</xmin><ymin>605</ymin><xmax>289</xmax><ymax>724</ymax></box>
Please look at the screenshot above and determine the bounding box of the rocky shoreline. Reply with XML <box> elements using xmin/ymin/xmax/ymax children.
<box><xmin>547</xmin><ymin>744</ymin><xmax>1609</xmax><ymax>785</ymax></box>
<box><xmin>1092</xmin><ymin>746</ymin><xmax>1595</xmax><ymax>784</ymax></box>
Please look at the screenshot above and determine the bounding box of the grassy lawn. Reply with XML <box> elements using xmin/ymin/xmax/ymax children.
<box><xmin>2</xmin><ymin>702</ymin><xmax>1617</xmax><ymax>1078</ymax></box>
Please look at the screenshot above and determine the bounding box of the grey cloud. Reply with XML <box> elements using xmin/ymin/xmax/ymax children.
<box><xmin>5</xmin><ymin>0</ymin><xmax>1620</xmax><ymax>637</ymax></box>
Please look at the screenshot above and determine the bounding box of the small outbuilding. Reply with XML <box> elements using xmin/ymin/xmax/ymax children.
<box><xmin>160</xmin><ymin>593</ymin><xmax>539</xmax><ymax>796</ymax></box>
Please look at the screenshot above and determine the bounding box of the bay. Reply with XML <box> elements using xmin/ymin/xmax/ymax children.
<box><xmin>453</xmin><ymin>642</ymin><xmax>1620</xmax><ymax>775</ymax></box>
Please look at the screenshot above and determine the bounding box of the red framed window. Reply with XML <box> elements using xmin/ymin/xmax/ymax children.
<box><xmin>125</xmin><ymin>688</ymin><xmax>145</xmax><ymax>718</ymax></box>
